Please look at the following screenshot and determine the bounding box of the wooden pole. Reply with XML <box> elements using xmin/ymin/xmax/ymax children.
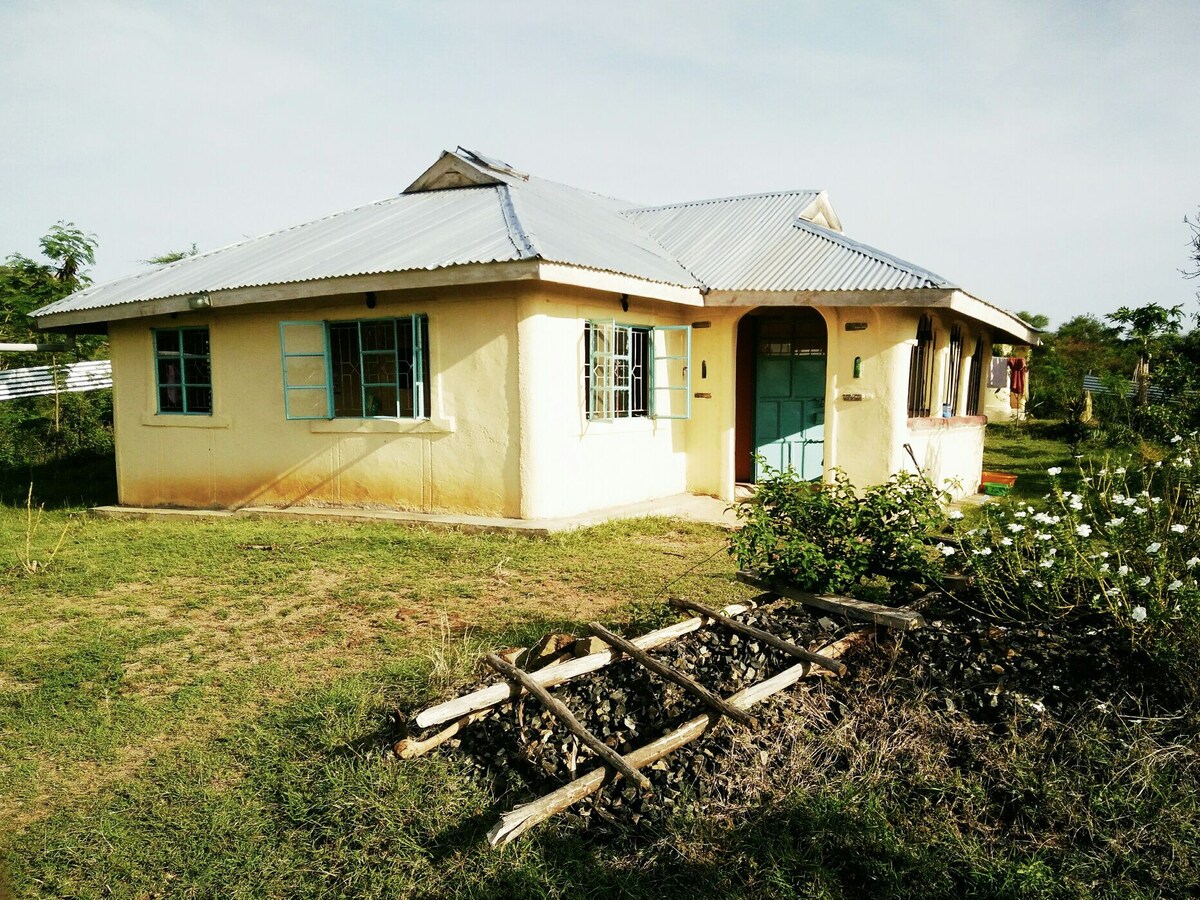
<box><xmin>414</xmin><ymin>600</ymin><xmax>757</xmax><ymax>729</ymax></box>
<box><xmin>736</xmin><ymin>570</ymin><xmax>925</xmax><ymax>631</ymax></box>
<box><xmin>586</xmin><ymin>621</ymin><xmax>752</xmax><ymax>725</ymax></box>
<box><xmin>484</xmin><ymin>653</ymin><xmax>652</xmax><ymax>792</ymax></box>
<box><xmin>486</xmin><ymin>630</ymin><xmax>866</xmax><ymax>847</ymax></box>
<box><xmin>668</xmin><ymin>597</ymin><xmax>847</xmax><ymax>676</ymax></box>
<box><xmin>394</xmin><ymin>710</ymin><xmax>489</xmax><ymax>760</ymax></box>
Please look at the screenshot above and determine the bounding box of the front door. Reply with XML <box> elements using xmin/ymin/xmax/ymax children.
<box><xmin>753</xmin><ymin>315</ymin><xmax>827</xmax><ymax>481</ymax></box>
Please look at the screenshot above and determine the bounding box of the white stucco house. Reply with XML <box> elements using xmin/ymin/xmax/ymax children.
<box><xmin>33</xmin><ymin>148</ymin><xmax>1039</xmax><ymax>518</ymax></box>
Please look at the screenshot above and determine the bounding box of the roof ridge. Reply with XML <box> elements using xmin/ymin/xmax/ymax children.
<box><xmin>627</xmin><ymin>189</ymin><xmax>822</xmax><ymax>215</ymax></box>
<box><xmin>495</xmin><ymin>184</ymin><xmax>539</xmax><ymax>260</ymax></box>
<box><xmin>792</xmin><ymin>218</ymin><xmax>956</xmax><ymax>288</ymax></box>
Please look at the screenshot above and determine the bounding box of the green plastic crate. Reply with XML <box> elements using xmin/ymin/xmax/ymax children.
<box><xmin>984</xmin><ymin>482</ymin><xmax>1012</xmax><ymax>496</ymax></box>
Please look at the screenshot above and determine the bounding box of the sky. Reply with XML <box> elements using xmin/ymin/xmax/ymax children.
<box><xmin>2</xmin><ymin>0</ymin><xmax>1198</xmax><ymax>328</ymax></box>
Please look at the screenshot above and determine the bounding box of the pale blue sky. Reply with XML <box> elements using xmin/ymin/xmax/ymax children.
<box><xmin>2</xmin><ymin>0</ymin><xmax>1198</xmax><ymax>326</ymax></box>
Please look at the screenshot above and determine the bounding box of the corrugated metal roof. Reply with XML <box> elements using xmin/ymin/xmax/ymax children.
<box><xmin>624</xmin><ymin>194</ymin><xmax>955</xmax><ymax>292</ymax></box>
<box><xmin>35</xmin><ymin>148</ymin><xmax>962</xmax><ymax>320</ymax></box>
<box><xmin>35</xmin><ymin>187</ymin><xmax>523</xmax><ymax>317</ymax></box>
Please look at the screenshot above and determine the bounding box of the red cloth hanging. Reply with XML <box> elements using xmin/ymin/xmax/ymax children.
<box><xmin>1008</xmin><ymin>357</ymin><xmax>1027</xmax><ymax>396</ymax></box>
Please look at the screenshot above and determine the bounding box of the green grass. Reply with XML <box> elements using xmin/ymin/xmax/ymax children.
<box><xmin>1</xmin><ymin>435</ymin><xmax>1196</xmax><ymax>897</ymax></box>
<box><xmin>982</xmin><ymin>419</ymin><xmax>1138</xmax><ymax>501</ymax></box>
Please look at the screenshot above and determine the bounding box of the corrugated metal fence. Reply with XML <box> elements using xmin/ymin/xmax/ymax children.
<box><xmin>0</xmin><ymin>360</ymin><xmax>113</xmax><ymax>401</ymax></box>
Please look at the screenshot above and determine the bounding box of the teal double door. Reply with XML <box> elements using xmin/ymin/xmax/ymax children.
<box><xmin>753</xmin><ymin>320</ymin><xmax>827</xmax><ymax>482</ymax></box>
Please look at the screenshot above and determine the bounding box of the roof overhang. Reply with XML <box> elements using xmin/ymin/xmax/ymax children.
<box><xmin>35</xmin><ymin>260</ymin><xmax>704</xmax><ymax>330</ymax></box>
<box><xmin>704</xmin><ymin>288</ymin><xmax>1041</xmax><ymax>345</ymax></box>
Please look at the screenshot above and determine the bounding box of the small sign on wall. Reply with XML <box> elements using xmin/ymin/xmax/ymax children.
<box><xmin>844</xmin><ymin>322</ymin><xmax>868</xmax><ymax>331</ymax></box>
<box><xmin>842</xmin><ymin>392</ymin><xmax>864</xmax><ymax>402</ymax></box>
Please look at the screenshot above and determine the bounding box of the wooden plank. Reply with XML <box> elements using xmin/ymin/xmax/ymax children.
<box><xmin>413</xmin><ymin>600</ymin><xmax>756</xmax><ymax>729</ymax></box>
<box><xmin>668</xmin><ymin>597</ymin><xmax>847</xmax><ymax>676</ymax></box>
<box><xmin>484</xmin><ymin>653</ymin><xmax>651</xmax><ymax>792</ymax></box>
<box><xmin>487</xmin><ymin>630</ymin><xmax>869</xmax><ymax>846</ymax></box>
<box><xmin>586</xmin><ymin>622</ymin><xmax>752</xmax><ymax>725</ymax></box>
<box><xmin>393</xmin><ymin>710</ymin><xmax>488</xmax><ymax>760</ymax></box>
<box><xmin>736</xmin><ymin>570</ymin><xmax>925</xmax><ymax>630</ymax></box>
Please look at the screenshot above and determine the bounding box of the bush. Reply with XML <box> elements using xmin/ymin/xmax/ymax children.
<box><xmin>954</xmin><ymin>434</ymin><xmax>1200</xmax><ymax>697</ymax></box>
<box><xmin>728</xmin><ymin>466</ymin><xmax>947</xmax><ymax>602</ymax></box>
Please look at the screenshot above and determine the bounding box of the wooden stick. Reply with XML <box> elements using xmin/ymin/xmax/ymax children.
<box><xmin>668</xmin><ymin>597</ymin><xmax>847</xmax><ymax>676</ymax></box>
<box><xmin>394</xmin><ymin>710</ymin><xmax>489</xmax><ymax>760</ymax></box>
<box><xmin>736</xmin><ymin>570</ymin><xmax>925</xmax><ymax>631</ymax></box>
<box><xmin>415</xmin><ymin>600</ymin><xmax>756</xmax><ymax>729</ymax></box>
<box><xmin>486</xmin><ymin>630</ymin><xmax>867</xmax><ymax>847</ymax></box>
<box><xmin>484</xmin><ymin>653</ymin><xmax>652</xmax><ymax>792</ymax></box>
<box><xmin>587</xmin><ymin>622</ymin><xmax>752</xmax><ymax>725</ymax></box>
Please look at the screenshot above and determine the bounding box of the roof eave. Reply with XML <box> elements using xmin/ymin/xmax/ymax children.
<box><xmin>34</xmin><ymin>259</ymin><xmax>704</xmax><ymax>330</ymax></box>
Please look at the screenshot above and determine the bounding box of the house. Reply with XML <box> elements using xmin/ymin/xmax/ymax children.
<box><xmin>33</xmin><ymin>148</ymin><xmax>1039</xmax><ymax>518</ymax></box>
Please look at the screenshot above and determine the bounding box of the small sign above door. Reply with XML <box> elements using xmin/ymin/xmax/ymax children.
<box><xmin>844</xmin><ymin>322</ymin><xmax>868</xmax><ymax>331</ymax></box>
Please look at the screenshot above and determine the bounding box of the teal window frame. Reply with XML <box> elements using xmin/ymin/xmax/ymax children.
<box><xmin>585</xmin><ymin>320</ymin><xmax>690</xmax><ymax>421</ymax></box>
<box><xmin>153</xmin><ymin>326</ymin><xmax>212</xmax><ymax>415</ymax></box>
<box><xmin>280</xmin><ymin>316</ymin><xmax>428</xmax><ymax>421</ymax></box>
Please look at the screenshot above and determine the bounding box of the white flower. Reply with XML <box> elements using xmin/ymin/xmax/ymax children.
<box><xmin>1187</xmin><ymin>557</ymin><xmax>1200</xmax><ymax>569</ymax></box>
<box><xmin>1137</xmin><ymin>576</ymin><xmax>1151</xmax><ymax>587</ymax></box>
<box><xmin>1146</xmin><ymin>542</ymin><xmax>1162</xmax><ymax>554</ymax></box>
<box><xmin>1133</xmin><ymin>506</ymin><xmax>1147</xmax><ymax>515</ymax></box>
<box><xmin>1124</xmin><ymin>498</ymin><xmax>1139</xmax><ymax>508</ymax></box>
<box><xmin>1171</xmin><ymin>524</ymin><xmax>1188</xmax><ymax>534</ymax></box>
<box><xmin>1007</xmin><ymin>524</ymin><xmax>1025</xmax><ymax>533</ymax></box>
<box><xmin>1076</xmin><ymin>524</ymin><xmax>1092</xmax><ymax>537</ymax></box>
<box><xmin>1172</xmin><ymin>434</ymin><xmax>1183</xmax><ymax>443</ymax></box>
<box><xmin>1083</xmin><ymin>476</ymin><xmax>1093</xmax><ymax>484</ymax></box>
<box><xmin>1118</xmin><ymin>565</ymin><xmax>1131</xmax><ymax>576</ymax></box>
<box><xmin>1114</xmin><ymin>467</ymin><xmax>1127</xmax><ymax>475</ymax></box>
<box><xmin>1168</xmin><ymin>580</ymin><xmax>1183</xmax><ymax>592</ymax></box>
<box><xmin>1014</xmin><ymin>511</ymin><xmax>1027</xmax><ymax>519</ymax></box>
<box><xmin>972</xmin><ymin>546</ymin><xmax>993</xmax><ymax>556</ymax></box>
<box><xmin>1152</xmin><ymin>498</ymin><xmax>1163</xmax><ymax>505</ymax></box>
<box><xmin>937</xmin><ymin>543</ymin><xmax>956</xmax><ymax>556</ymax></box>
<box><xmin>1040</xmin><ymin>559</ymin><xmax>1054</xmax><ymax>568</ymax></box>
<box><xmin>1100</xmin><ymin>551</ymin><xmax>1110</xmax><ymax>558</ymax></box>
<box><xmin>1132</xmin><ymin>606</ymin><xmax>1148</xmax><ymax>622</ymax></box>
<box><xmin>1070</xmin><ymin>499</ymin><xmax>1083</xmax><ymax>511</ymax></box>
<box><xmin>1106</xmin><ymin>586</ymin><xmax>1122</xmax><ymax>597</ymax></box>
<box><xmin>1034</xmin><ymin>512</ymin><xmax>1054</xmax><ymax>525</ymax></box>
<box><xmin>1035</xmin><ymin>532</ymin><xmax>1052</xmax><ymax>541</ymax></box>
<box><xmin>1112</xmin><ymin>494</ymin><xmax>1126</xmax><ymax>504</ymax></box>
<box><xmin>948</xmin><ymin>510</ymin><xmax>964</xmax><ymax>520</ymax></box>
<box><xmin>1047</xmin><ymin>547</ymin><xmax>1057</xmax><ymax>557</ymax></box>
<box><xmin>1047</xmin><ymin>466</ymin><xmax>1062</xmax><ymax>476</ymax></box>
<box><xmin>1001</xmin><ymin>537</ymin><xmax>1013</xmax><ymax>546</ymax></box>
<box><xmin>1107</xmin><ymin>517</ymin><xmax>1125</xmax><ymax>528</ymax></box>
<box><xmin>1099</xmin><ymin>562</ymin><xmax>1110</xmax><ymax>572</ymax></box>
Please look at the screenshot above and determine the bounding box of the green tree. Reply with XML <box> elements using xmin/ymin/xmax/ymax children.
<box><xmin>0</xmin><ymin>222</ymin><xmax>98</xmax><ymax>347</ymax></box>
<box><xmin>1106</xmin><ymin>303</ymin><xmax>1184</xmax><ymax>406</ymax></box>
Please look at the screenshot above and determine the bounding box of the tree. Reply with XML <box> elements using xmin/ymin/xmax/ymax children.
<box><xmin>0</xmin><ymin>222</ymin><xmax>98</xmax><ymax>346</ymax></box>
<box><xmin>1106</xmin><ymin>303</ymin><xmax>1183</xmax><ymax>406</ymax></box>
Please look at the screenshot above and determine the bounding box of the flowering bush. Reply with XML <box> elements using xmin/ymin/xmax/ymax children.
<box><xmin>953</xmin><ymin>432</ymin><xmax>1200</xmax><ymax>689</ymax></box>
<box><xmin>730</xmin><ymin>466</ymin><xmax>946</xmax><ymax>601</ymax></box>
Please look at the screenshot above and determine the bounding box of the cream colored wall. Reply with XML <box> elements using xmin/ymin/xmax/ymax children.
<box><xmin>515</xmin><ymin>286</ymin><xmax>692</xmax><ymax>519</ymax></box>
<box><xmin>683</xmin><ymin>310</ymin><xmax>740</xmax><ymax>502</ymax></box>
<box><xmin>110</xmin><ymin>283</ymin><xmax>523</xmax><ymax>516</ymax></box>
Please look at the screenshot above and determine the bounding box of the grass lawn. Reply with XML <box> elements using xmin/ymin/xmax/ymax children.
<box><xmin>982</xmin><ymin>419</ymin><xmax>1140</xmax><ymax>501</ymax></box>
<box><xmin>1</xmin><ymin>429</ymin><xmax>1195</xmax><ymax>898</ymax></box>
<box><xmin>0</xmin><ymin>509</ymin><xmax>753</xmax><ymax>897</ymax></box>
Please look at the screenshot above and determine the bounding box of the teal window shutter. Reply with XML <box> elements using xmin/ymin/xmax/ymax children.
<box><xmin>280</xmin><ymin>321</ymin><xmax>332</xmax><ymax>419</ymax></box>
<box><xmin>651</xmin><ymin>324</ymin><xmax>691</xmax><ymax>419</ymax></box>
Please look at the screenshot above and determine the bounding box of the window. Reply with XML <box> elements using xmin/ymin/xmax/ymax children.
<box><xmin>943</xmin><ymin>324</ymin><xmax>964</xmax><ymax>414</ymax></box>
<box><xmin>906</xmin><ymin>314</ymin><xmax>936</xmax><ymax>418</ymax></box>
<box><xmin>280</xmin><ymin>316</ymin><xmax>428</xmax><ymax>420</ymax></box>
<box><xmin>154</xmin><ymin>327</ymin><xmax>212</xmax><ymax>414</ymax></box>
<box><xmin>964</xmin><ymin>336</ymin><xmax>984</xmax><ymax>416</ymax></box>
<box><xmin>584</xmin><ymin>320</ymin><xmax>691</xmax><ymax>421</ymax></box>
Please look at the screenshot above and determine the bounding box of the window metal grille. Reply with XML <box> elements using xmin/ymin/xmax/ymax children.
<box><xmin>907</xmin><ymin>314</ymin><xmax>936</xmax><ymax>417</ymax></box>
<box><xmin>280</xmin><ymin>316</ymin><xmax>428</xmax><ymax>420</ymax></box>
<box><xmin>943</xmin><ymin>324</ymin><xmax>964</xmax><ymax>414</ymax></box>
<box><xmin>965</xmin><ymin>336</ymin><xmax>984</xmax><ymax>416</ymax></box>
<box><xmin>153</xmin><ymin>327</ymin><xmax>212</xmax><ymax>415</ymax></box>
<box><xmin>585</xmin><ymin>321</ymin><xmax>688</xmax><ymax>421</ymax></box>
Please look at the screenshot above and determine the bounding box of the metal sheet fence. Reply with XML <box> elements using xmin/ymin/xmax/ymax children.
<box><xmin>0</xmin><ymin>360</ymin><xmax>112</xmax><ymax>401</ymax></box>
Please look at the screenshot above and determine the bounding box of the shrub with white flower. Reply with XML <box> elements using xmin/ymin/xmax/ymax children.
<box><xmin>952</xmin><ymin>437</ymin><xmax>1200</xmax><ymax>658</ymax></box>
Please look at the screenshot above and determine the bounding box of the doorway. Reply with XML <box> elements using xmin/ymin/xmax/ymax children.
<box><xmin>735</xmin><ymin>310</ymin><xmax>828</xmax><ymax>482</ymax></box>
